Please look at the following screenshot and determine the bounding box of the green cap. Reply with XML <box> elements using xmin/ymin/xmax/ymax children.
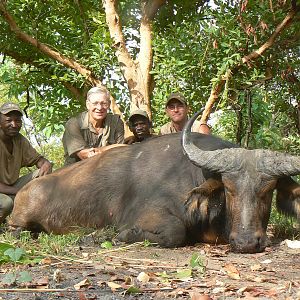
<box><xmin>0</xmin><ymin>102</ymin><xmax>24</xmax><ymax>115</ymax></box>
<box><xmin>166</xmin><ymin>92</ymin><xmax>187</xmax><ymax>107</ymax></box>
<box><xmin>129</xmin><ymin>109</ymin><xmax>149</xmax><ymax>122</ymax></box>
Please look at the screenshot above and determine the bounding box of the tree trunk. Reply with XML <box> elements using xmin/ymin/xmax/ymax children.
<box><xmin>103</xmin><ymin>0</ymin><xmax>165</xmax><ymax>119</ymax></box>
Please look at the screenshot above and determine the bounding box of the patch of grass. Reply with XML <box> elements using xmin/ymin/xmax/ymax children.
<box><xmin>0</xmin><ymin>225</ymin><xmax>120</xmax><ymax>258</ymax></box>
<box><xmin>269</xmin><ymin>204</ymin><xmax>299</xmax><ymax>240</ymax></box>
<box><xmin>37</xmin><ymin>232</ymin><xmax>81</xmax><ymax>255</ymax></box>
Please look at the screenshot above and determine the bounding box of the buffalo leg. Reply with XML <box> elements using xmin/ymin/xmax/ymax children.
<box><xmin>116</xmin><ymin>216</ymin><xmax>187</xmax><ymax>248</ymax></box>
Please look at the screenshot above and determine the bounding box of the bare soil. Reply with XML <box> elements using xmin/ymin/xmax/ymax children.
<box><xmin>0</xmin><ymin>237</ymin><xmax>299</xmax><ymax>300</ymax></box>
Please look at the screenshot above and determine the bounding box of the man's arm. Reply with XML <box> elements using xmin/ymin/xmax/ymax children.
<box><xmin>36</xmin><ymin>157</ymin><xmax>52</xmax><ymax>176</ymax></box>
<box><xmin>114</xmin><ymin>117</ymin><xmax>125</xmax><ymax>144</ymax></box>
<box><xmin>0</xmin><ymin>182</ymin><xmax>18</xmax><ymax>195</ymax></box>
<box><xmin>199</xmin><ymin>123</ymin><xmax>211</xmax><ymax>135</ymax></box>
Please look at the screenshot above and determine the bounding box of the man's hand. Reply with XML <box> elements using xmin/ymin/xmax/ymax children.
<box><xmin>36</xmin><ymin>158</ymin><xmax>52</xmax><ymax>176</ymax></box>
<box><xmin>77</xmin><ymin>145</ymin><xmax>128</xmax><ymax>160</ymax></box>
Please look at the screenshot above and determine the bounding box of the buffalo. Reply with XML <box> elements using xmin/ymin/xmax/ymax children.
<box><xmin>9</xmin><ymin>111</ymin><xmax>300</xmax><ymax>253</ymax></box>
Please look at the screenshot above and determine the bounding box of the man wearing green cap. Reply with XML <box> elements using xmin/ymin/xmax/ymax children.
<box><xmin>160</xmin><ymin>92</ymin><xmax>211</xmax><ymax>135</ymax></box>
<box><xmin>124</xmin><ymin>109</ymin><xmax>156</xmax><ymax>144</ymax></box>
<box><xmin>0</xmin><ymin>102</ymin><xmax>52</xmax><ymax>224</ymax></box>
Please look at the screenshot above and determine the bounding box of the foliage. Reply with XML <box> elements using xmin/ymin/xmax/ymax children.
<box><xmin>0</xmin><ymin>243</ymin><xmax>33</xmax><ymax>286</ymax></box>
<box><xmin>0</xmin><ymin>0</ymin><xmax>298</xmax><ymax>143</ymax></box>
<box><xmin>269</xmin><ymin>202</ymin><xmax>300</xmax><ymax>240</ymax></box>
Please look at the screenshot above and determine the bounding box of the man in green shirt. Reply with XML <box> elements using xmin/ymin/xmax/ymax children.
<box><xmin>124</xmin><ymin>109</ymin><xmax>156</xmax><ymax>144</ymax></box>
<box><xmin>0</xmin><ymin>102</ymin><xmax>52</xmax><ymax>224</ymax></box>
<box><xmin>159</xmin><ymin>93</ymin><xmax>211</xmax><ymax>135</ymax></box>
<box><xmin>62</xmin><ymin>87</ymin><xmax>125</xmax><ymax>165</ymax></box>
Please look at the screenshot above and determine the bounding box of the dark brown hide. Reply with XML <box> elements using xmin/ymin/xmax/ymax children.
<box><xmin>9</xmin><ymin>129</ymin><xmax>300</xmax><ymax>252</ymax></box>
<box><xmin>276</xmin><ymin>177</ymin><xmax>300</xmax><ymax>219</ymax></box>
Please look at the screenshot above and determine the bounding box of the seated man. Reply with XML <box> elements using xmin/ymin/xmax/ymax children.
<box><xmin>63</xmin><ymin>87</ymin><xmax>125</xmax><ymax>165</ymax></box>
<box><xmin>124</xmin><ymin>109</ymin><xmax>156</xmax><ymax>144</ymax></box>
<box><xmin>159</xmin><ymin>92</ymin><xmax>211</xmax><ymax>135</ymax></box>
<box><xmin>0</xmin><ymin>102</ymin><xmax>52</xmax><ymax>224</ymax></box>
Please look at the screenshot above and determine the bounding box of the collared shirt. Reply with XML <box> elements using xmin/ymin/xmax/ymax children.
<box><xmin>0</xmin><ymin>132</ymin><xmax>41</xmax><ymax>185</ymax></box>
<box><xmin>159</xmin><ymin>120</ymin><xmax>202</xmax><ymax>135</ymax></box>
<box><xmin>62</xmin><ymin>111</ymin><xmax>124</xmax><ymax>165</ymax></box>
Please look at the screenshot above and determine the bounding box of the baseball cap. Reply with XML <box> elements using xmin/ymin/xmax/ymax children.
<box><xmin>129</xmin><ymin>109</ymin><xmax>149</xmax><ymax>122</ymax></box>
<box><xmin>0</xmin><ymin>102</ymin><xmax>24</xmax><ymax>115</ymax></box>
<box><xmin>165</xmin><ymin>92</ymin><xmax>187</xmax><ymax>107</ymax></box>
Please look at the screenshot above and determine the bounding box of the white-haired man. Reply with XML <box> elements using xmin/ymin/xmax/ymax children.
<box><xmin>63</xmin><ymin>87</ymin><xmax>125</xmax><ymax>165</ymax></box>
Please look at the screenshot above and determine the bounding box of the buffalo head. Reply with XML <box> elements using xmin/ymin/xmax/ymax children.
<box><xmin>182</xmin><ymin>111</ymin><xmax>300</xmax><ymax>253</ymax></box>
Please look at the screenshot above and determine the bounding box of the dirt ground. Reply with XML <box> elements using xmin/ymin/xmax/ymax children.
<box><xmin>0</xmin><ymin>237</ymin><xmax>299</xmax><ymax>300</ymax></box>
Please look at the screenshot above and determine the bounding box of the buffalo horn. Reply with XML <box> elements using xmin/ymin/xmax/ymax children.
<box><xmin>182</xmin><ymin>110</ymin><xmax>243</xmax><ymax>173</ymax></box>
<box><xmin>256</xmin><ymin>150</ymin><xmax>300</xmax><ymax>176</ymax></box>
<box><xmin>182</xmin><ymin>110</ymin><xmax>300</xmax><ymax>176</ymax></box>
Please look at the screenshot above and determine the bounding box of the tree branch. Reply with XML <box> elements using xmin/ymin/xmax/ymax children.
<box><xmin>1</xmin><ymin>49</ymin><xmax>84</xmax><ymax>102</ymax></box>
<box><xmin>201</xmin><ymin>4</ymin><xmax>300</xmax><ymax>124</ymax></box>
<box><xmin>242</xmin><ymin>5</ymin><xmax>300</xmax><ymax>65</ymax></box>
<box><xmin>0</xmin><ymin>0</ymin><xmax>122</xmax><ymax>117</ymax></box>
<box><xmin>144</xmin><ymin>0</ymin><xmax>166</xmax><ymax>20</ymax></box>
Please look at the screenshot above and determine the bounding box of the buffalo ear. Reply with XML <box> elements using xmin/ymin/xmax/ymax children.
<box><xmin>185</xmin><ymin>178</ymin><xmax>224</xmax><ymax>225</ymax></box>
<box><xmin>276</xmin><ymin>177</ymin><xmax>300</xmax><ymax>219</ymax></box>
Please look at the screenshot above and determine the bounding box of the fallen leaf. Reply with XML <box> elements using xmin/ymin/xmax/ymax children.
<box><xmin>212</xmin><ymin>287</ymin><xmax>226</xmax><ymax>294</ymax></box>
<box><xmin>107</xmin><ymin>281</ymin><xmax>122</xmax><ymax>291</ymax></box>
<box><xmin>125</xmin><ymin>286</ymin><xmax>142</xmax><ymax>294</ymax></box>
<box><xmin>250</xmin><ymin>264</ymin><xmax>262</xmax><ymax>271</ymax></box>
<box><xmin>74</xmin><ymin>278</ymin><xmax>91</xmax><ymax>290</ymax></box>
<box><xmin>53</xmin><ymin>269</ymin><xmax>65</xmax><ymax>283</ymax></box>
<box><xmin>124</xmin><ymin>276</ymin><xmax>133</xmax><ymax>285</ymax></box>
<box><xmin>223</xmin><ymin>263</ymin><xmax>240</xmax><ymax>280</ymax></box>
<box><xmin>175</xmin><ymin>269</ymin><xmax>192</xmax><ymax>280</ymax></box>
<box><xmin>189</xmin><ymin>292</ymin><xmax>213</xmax><ymax>300</ymax></box>
<box><xmin>137</xmin><ymin>272</ymin><xmax>150</xmax><ymax>283</ymax></box>
<box><xmin>34</xmin><ymin>276</ymin><xmax>49</xmax><ymax>287</ymax></box>
<box><xmin>40</xmin><ymin>257</ymin><xmax>52</xmax><ymax>265</ymax></box>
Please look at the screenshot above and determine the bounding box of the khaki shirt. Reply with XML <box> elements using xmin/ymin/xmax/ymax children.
<box><xmin>0</xmin><ymin>132</ymin><xmax>42</xmax><ymax>185</ymax></box>
<box><xmin>159</xmin><ymin>120</ymin><xmax>202</xmax><ymax>135</ymax></box>
<box><xmin>63</xmin><ymin>111</ymin><xmax>124</xmax><ymax>165</ymax></box>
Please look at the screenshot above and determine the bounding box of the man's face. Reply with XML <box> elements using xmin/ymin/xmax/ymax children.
<box><xmin>86</xmin><ymin>93</ymin><xmax>110</xmax><ymax>122</ymax></box>
<box><xmin>0</xmin><ymin>111</ymin><xmax>22</xmax><ymax>138</ymax></box>
<box><xmin>166</xmin><ymin>99</ymin><xmax>188</xmax><ymax>123</ymax></box>
<box><xmin>130</xmin><ymin>115</ymin><xmax>151</xmax><ymax>141</ymax></box>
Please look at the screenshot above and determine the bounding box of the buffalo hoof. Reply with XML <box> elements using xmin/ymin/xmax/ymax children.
<box><xmin>116</xmin><ymin>227</ymin><xmax>145</xmax><ymax>243</ymax></box>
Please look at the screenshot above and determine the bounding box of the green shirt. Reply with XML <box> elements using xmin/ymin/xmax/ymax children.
<box><xmin>159</xmin><ymin>120</ymin><xmax>202</xmax><ymax>135</ymax></box>
<box><xmin>0</xmin><ymin>132</ymin><xmax>41</xmax><ymax>185</ymax></box>
<box><xmin>62</xmin><ymin>111</ymin><xmax>124</xmax><ymax>165</ymax></box>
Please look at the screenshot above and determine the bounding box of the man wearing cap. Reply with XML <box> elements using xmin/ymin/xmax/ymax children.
<box><xmin>62</xmin><ymin>87</ymin><xmax>125</xmax><ymax>165</ymax></box>
<box><xmin>159</xmin><ymin>92</ymin><xmax>211</xmax><ymax>135</ymax></box>
<box><xmin>0</xmin><ymin>102</ymin><xmax>52</xmax><ymax>224</ymax></box>
<box><xmin>124</xmin><ymin>109</ymin><xmax>155</xmax><ymax>145</ymax></box>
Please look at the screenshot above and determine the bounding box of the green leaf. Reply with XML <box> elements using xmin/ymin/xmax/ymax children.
<box><xmin>0</xmin><ymin>243</ymin><xmax>14</xmax><ymax>254</ymax></box>
<box><xmin>142</xmin><ymin>240</ymin><xmax>152</xmax><ymax>247</ymax></box>
<box><xmin>17</xmin><ymin>271</ymin><xmax>32</xmax><ymax>283</ymax></box>
<box><xmin>2</xmin><ymin>273</ymin><xmax>17</xmax><ymax>285</ymax></box>
<box><xmin>190</xmin><ymin>253</ymin><xmax>204</xmax><ymax>269</ymax></box>
<box><xmin>126</xmin><ymin>286</ymin><xmax>142</xmax><ymax>294</ymax></box>
<box><xmin>175</xmin><ymin>269</ymin><xmax>192</xmax><ymax>279</ymax></box>
<box><xmin>100</xmin><ymin>241</ymin><xmax>113</xmax><ymax>249</ymax></box>
<box><xmin>4</xmin><ymin>248</ymin><xmax>26</xmax><ymax>262</ymax></box>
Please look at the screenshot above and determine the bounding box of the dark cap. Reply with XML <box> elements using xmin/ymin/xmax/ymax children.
<box><xmin>0</xmin><ymin>102</ymin><xmax>24</xmax><ymax>115</ymax></box>
<box><xmin>129</xmin><ymin>109</ymin><xmax>150</xmax><ymax>122</ymax></box>
<box><xmin>166</xmin><ymin>92</ymin><xmax>187</xmax><ymax>107</ymax></box>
